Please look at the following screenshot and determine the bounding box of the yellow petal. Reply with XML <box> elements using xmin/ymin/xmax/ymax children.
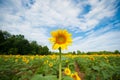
<box><xmin>52</xmin><ymin>44</ymin><xmax>59</xmax><ymax>50</ymax></box>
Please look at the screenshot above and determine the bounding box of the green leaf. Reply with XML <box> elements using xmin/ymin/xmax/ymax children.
<box><xmin>92</xmin><ymin>66</ymin><xmax>99</xmax><ymax>71</ymax></box>
<box><xmin>31</xmin><ymin>74</ymin><xmax>43</xmax><ymax>80</ymax></box>
<box><xmin>63</xmin><ymin>76</ymin><xmax>73</xmax><ymax>80</ymax></box>
<box><xmin>31</xmin><ymin>74</ymin><xmax>58</xmax><ymax>80</ymax></box>
<box><xmin>101</xmin><ymin>71</ymin><xmax>110</xmax><ymax>79</ymax></box>
<box><xmin>44</xmin><ymin>75</ymin><xmax>58</xmax><ymax>80</ymax></box>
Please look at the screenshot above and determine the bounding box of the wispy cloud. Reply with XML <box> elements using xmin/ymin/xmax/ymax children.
<box><xmin>1</xmin><ymin>0</ymin><xmax>117</xmax><ymax>30</ymax></box>
<box><xmin>68</xmin><ymin>21</ymin><xmax>120</xmax><ymax>52</ymax></box>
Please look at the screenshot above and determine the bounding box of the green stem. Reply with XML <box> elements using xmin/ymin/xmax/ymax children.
<box><xmin>59</xmin><ymin>47</ymin><xmax>62</xmax><ymax>80</ymax></box>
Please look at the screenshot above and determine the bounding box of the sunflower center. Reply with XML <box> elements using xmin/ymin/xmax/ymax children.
<box><xmin>56</xmin><ymin>35</ymin><xmax>66</xmax><ymax>44</ymax></box>
<box><xmin>72</xmin><ymin>75</ymin><xmax>77</xmax><ymax>79</ymax></box>
<box><xmin>66</xmin><ymin>70</ymin><xmax>69</xmax><ymax>73</ymax></box>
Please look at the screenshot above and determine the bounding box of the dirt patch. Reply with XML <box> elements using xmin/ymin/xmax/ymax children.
<box><xmin>74</xmin><ymin>61</ymin><xmax>85</xmax><ymax>80</ymax></box>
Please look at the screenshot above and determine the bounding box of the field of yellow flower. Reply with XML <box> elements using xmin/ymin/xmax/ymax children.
<box><xmin>0</xmin><ymin>54</ymin><xmax>120</xmax><ymax>80</ymax></box>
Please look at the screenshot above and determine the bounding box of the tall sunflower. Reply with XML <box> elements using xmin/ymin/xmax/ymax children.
<box><xmin>49</xmin><ymin>29</ymin><xmax>72</xmax><ymax>50</ymax></box>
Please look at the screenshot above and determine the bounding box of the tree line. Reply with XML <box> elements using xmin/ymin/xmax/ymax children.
<box><xmin>0</xmin><ymin>30</ymin><xmax>51</xmax><ymax>55</ymax></box>
<box><xmin>66</xmin><ymin>50</ymin><xmax>120</xmax><ymax>55</ymax></box>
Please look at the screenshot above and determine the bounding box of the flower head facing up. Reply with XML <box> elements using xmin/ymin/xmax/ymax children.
<box><xmin>49</xmin><ymin>29</ymin><xmax>72</xmax><ymax>50</ymax></box>
<box><xmin>64</xmin><ymin>68</ymin><xmax>71</xmax><ymax>76</ymax></box>
<box><xmin>49</xmin><ymin>63</ymin><xmax>53</xmax><ymax>67</ymax></box>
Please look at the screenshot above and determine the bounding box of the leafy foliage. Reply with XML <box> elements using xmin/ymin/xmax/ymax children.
<box><xmin>0</xmin><ymin>30</ymin><xmax>50</xmax><ymax>55</ymax></box>
<box><xmin>0</xmin><ymin>54</ymin><xmax>120</xmax><ymax>80</ymax></box>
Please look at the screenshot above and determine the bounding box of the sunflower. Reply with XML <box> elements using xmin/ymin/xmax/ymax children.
<box><xmin>49</xmin><ymin>63</ymin><xmax>53</xmax><ymax>67</ymax></box>
<box><xmin>71</xmin><ymin>72</ymin><xmax>81</xmax><ymax>80</ymax></box>
<box><xmin>64</xmin><ymin>68</ymin><xmax>71</xmax><ymax>76</ymax></box>
<box><xmin>49</xmin><ymin>29</ymin><xmax>72</xmax><ymax>50</ymax></box>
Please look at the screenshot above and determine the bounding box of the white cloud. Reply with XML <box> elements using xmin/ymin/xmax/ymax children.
<box><xmin>0</xmin><ymin>0</ymin><xmax>117</xmax><ymax>31</ymax></box>
<box><xmin>79</xmin><ymin>0</ymin><xmax>117</xmax><ymax>31</ymax></box>
<box><xmin>68</xmin><ymin>24</ymin><xmax>120</xmax><ymax>52</ymax></box>
<box><xmin>23</xmin><ymin>0</ymin><xmax>81</xmax><ymax>27</ymax></box>
<box><xmin>0</xmin><ymin>0</ymin><xmax>119</xmax><ymax>52</ymax></box>
<box><xmin>73</xmin><ymin>36</ymin><xmax>83</xmax><ymax>42</ymax></box>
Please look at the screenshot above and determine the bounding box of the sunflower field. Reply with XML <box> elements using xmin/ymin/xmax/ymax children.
<box><xmin>0</xmin><ymin>29</ymin><xmax>120</xmax><ymax>80</ymax></box>
<box><xmin>0</xmin><ymin>54</ymin><xmax>120</xmax><ymax>80</ymax></box>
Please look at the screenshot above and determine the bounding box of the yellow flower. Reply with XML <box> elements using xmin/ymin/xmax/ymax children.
<box><xmin>25</xmin><ymin>59</ymin><xmax>29</xmax><ymax>64</ymax></box>
<box><xmin>71</xmin><ymin>72</ymin><xmax>81</xmax><ymax>80</ymax></box>
<box><xmin>49</xmin><ymin>29</ymin><xmax>72</xmax><ymax>50</ymax></box>
<box><xmin>30</xmin><ymin>56</ymin><xmax>34</xmax><ymax>60</ymax></box>
<box><xmin>44</xmin><ymin>60</ymin><xmax>48</xmax><ymax>64</ymax></box>
<box><xmin>49</xmin><ymin>63</ymin><xmax>53</xmax><ymax>67</ymax></box>
<box><xmin>22</xmin><ymin>57</ymin><xmax>29</xmax><ymax>64</ymax></box>
<box><xmin>104</xmin><ymin>56</ymin><xmax>107</xmax><ymax>59</ymax></box>
<box><xmin>50</xmin><ymin>55</ymin><xmax>56</xmax><ymax>59</ymax></box>
<box><xmin>64</xmin><ymin>68</ymin><xmax>71</xmax><ymax>76</ymax></box>
<box><xmin>89</xmin><ymin>57</ymin><xmax>94</xmax><ymax>61</ymax></box>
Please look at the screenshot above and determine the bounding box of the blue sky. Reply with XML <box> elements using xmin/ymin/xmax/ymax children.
<box><xmin>0</xmin><ymin>0</ymin><xmax>120</xmax><ymax>52</ymax></box>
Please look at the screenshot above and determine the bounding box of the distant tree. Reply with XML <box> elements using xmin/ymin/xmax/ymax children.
<box><xmin>8</xmin><ymin>48</ymin><xmax>18</xmax><ymax>55</ymax></box>
<box><xmin>68</xmin><ymin>52</ymin><xmax>72</xmax><ymax>54</ymax></box>
<box><xmin>73</xmin><ymin>51</ymin><xmax>76</xmax><ymax>54</ymax></box>
<box><xmin>0</xmin><ymin>30</ymin><xmax>5</xmax><ymax>43</ymax></box>
<box><xmin>0</xmin><ymin>30</ymin><xmax>5</xmax><ymax>53</ymax></box>
<box><xmin>86</xmin><ymin>52</ymin><xmax>90</xmax><ymax>55</ymax></box>
<box><xmin>39</xmin><ymin>46</ymin><xmax>50</xmax><ymax>55</ymax></box>
<box><xmin>77</xmin><ymin>50</ymin><xmax>81</xmax><ymax>54</ymax></box>
<box><xmin>30</xmin><ymin>41</ymin><xmax>39</xmax><ymax>54</ymax></box>
<box><xmin>2</xmin><ymin>31</ymin><xmax>11</xmax><ymax>39</ymax></box>
<box><xmin>0</xmin><ymin>30</ymin><xmax>51</xmax><ymax>55</ymax></box>
<box><xmin>0</xmin><ymin>30</ymin><xmax>12</xmax><ymax>53</ymax></box>
<box><xmin>114</xmin><ymin>50</ymin><xmax>119</xmax><ymax>54</ymax></box>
